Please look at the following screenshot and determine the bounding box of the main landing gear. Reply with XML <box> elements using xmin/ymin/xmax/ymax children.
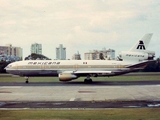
<box><xmin>24</xmin><ymin>77</ymin><xmax>29</xmax><ymax>83</ymax></box>
<box><xmin>84</xmin><ymin>76</ymin><xmax>93</xmax><ymax>83</ymax></box>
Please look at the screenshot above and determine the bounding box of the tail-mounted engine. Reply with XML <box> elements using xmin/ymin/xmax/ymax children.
<box><xmin>118</xmin><ymin>50</ymin><xmax>155</xmax><ymax>61</ymax></box>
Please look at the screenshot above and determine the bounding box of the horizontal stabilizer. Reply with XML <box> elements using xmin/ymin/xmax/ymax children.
<box><xmin>126</xmin><ymin>60</ymin><xmax>155</xmax><ymax>69</ymax></box>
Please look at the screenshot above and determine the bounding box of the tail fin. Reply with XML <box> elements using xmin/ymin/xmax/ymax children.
<box><xmin>129</xmin><ymin>33</ymin><xmax>153</xmax><ymax>52</ymax></box>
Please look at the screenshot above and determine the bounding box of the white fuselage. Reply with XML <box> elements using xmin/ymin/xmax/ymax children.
<box><xmin>5</xmin><ymin>60</ymin><xmax>143</xmax><ymax>79</ymax></box>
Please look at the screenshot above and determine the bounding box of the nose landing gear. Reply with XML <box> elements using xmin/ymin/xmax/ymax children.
<box><xmin>24</xmin><ymin>77</ymin><xmax>29</xmax><ymax>83</ymax></box>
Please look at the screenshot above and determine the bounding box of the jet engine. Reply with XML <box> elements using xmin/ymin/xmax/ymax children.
<box><xmin>118</xmin><ymin>50</ymin><xmax>155</xmax><ymax>61</ymax></box>
<box><xmin>59</xmin><ymin>73</ymin><xmax>78</xmax><ymax>81</ymax></box>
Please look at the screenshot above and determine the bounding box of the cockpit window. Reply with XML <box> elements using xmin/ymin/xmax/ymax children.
<box><xmin>6</xmin><ymin>65</ymin><xmax>12</xmax><ymax>68</ymax></box>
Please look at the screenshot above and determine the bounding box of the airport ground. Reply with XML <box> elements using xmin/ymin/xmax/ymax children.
<box><xmin>0</xmin><ymin>72</ymin><xmax>160</xmax><ymax>120</ymax></box>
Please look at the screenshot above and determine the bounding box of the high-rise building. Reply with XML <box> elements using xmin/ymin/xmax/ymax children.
<box><xmin>84</xmin><ymin>48</ymin><xmax>115</xmax><ymax>60</ymax></box>
<box><xmin>56</xmin><ymin>44</ymin><xmax>66</xmax><ymax>60</ymax></box>
<box><xmin>72</xmin><ymin>51</ymin><xmax>81</xmax><ymax>60</ymax></box>
<box><xmin>31</xmin><ymin>43</ymin><xmax>42</xmax><ymax>54</ymax></box>
<box><xmin>0</xmin><ymin>44</ymin><xmax>23</xmax><ymax>60</ymax></box>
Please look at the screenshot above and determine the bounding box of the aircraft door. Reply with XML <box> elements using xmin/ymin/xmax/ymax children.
<box><xmin>74</xmin><ymin>64</ymin><xmax>79</xmax><ymax>71</ymax></box>
<box><xmin>118</xmin><ymin>63</ymin><xmax>122</xmax><ymax>70</ymax></box>
<box><xmin>41</xmin><ymin>65</ymin><xmax>45</xmax><ymax>70</ymax></box>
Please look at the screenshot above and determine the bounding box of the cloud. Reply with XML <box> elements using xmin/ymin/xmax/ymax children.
<box><xmin>0</xmin><ymin>0</ymin><xmax>10</xmax><ymax>8</ymax></box>
<box><xmin>0</xmin><ymin>0</ymin><xmax>160</xmax><ymax>59</ymax></box>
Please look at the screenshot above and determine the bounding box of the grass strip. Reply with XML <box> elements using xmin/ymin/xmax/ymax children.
<box><xmin>0</xmin><ymin>75</ymin><xmax>160</xmax><ymax>82</ymax></box>
<box><xmin>0</xmin><ymin>108</ymin><xmax>160</xmax><ymax>120</ymax></box>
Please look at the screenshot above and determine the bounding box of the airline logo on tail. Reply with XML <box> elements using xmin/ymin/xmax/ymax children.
<box><xmin>129</xmin><ymin>33</ymin><xmax>152</xmax><ymax>52</ymax></box>
<box><xmin>137</xmin><ymin>40</ymin><xmax>145</xmax><ymax>50</ymax></box>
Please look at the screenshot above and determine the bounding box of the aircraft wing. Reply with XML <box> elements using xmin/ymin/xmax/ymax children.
<box><xmin>63</xmin><ymin>70</ymin><xmax>112</xmax><ymax>74</ymax></box>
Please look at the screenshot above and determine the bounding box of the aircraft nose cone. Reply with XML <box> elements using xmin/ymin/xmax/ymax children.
<box><xmin>4</xmin><ymin>65</ymin><xmax>11</xmax><ymax>73</ymax></box>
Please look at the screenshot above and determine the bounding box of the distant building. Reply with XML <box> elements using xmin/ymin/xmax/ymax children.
<box><xmin>84</xmin><ymin>48</ymin><xmax>115</xmax><ymax>60</ymax></box>
<box><xmin>0</xmin><ymin>44</ymin><xmax>23</xmax><ymax>60</ymax></box>
<box><xmin>72</xmin><ymin>51</ymin><xmax>81</xmax><ymax>60</ymax></box>
<box><xmin>31</xmin><ymin>43</ymin><xmax>42</xmax><ymax>55</ymax></box>
<box><xmin>56</xmin><ymin>44</ymin><xmax>66</xmax><ymax>60</ymax></box>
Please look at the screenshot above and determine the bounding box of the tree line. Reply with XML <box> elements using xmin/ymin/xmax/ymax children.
<box><xmin>143</xmin><ymin>58</ymin><xmax>160</xmax><ymax>72</ymax></box>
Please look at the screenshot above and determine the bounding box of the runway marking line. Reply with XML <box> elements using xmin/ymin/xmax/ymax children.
<box><xmin>0</xmin><ymin>91</ymin><xmax>12</xmax><ymax>93</ymax></box>
<box><xmin>69</xmin><ymin>98</ymin><xmax>75</xmax><ymax>101</ymax></box>
<box><xmin>78</xmin><ymin>90</ymin><xmax>96</xmax><ymax>93</ymax></box>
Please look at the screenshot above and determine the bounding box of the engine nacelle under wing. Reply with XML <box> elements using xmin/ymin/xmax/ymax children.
<box><xmin>59</xmin><ymin>73</ymin><xmax>78</xmax><ymax>81</ymax></box>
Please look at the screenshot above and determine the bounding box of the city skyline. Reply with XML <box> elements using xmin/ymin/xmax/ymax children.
<box><xmin>0</xmin><ymin>44</ymin><xmax>22</xmax><ymax>56</ymax></box>
<box><xmin>31</xmin><ymin>43</ymin><xmax>42</xmax><ymax>55</ymax></box>
<box><xmin>0</xmin><ymin>44</ymin><xmax>22</xmax><ymax>61</ymax></box>
<box><xmin>56</xmin><ymin>44</ymin><xmax>66</xmax><ymax>60</ymax></box>
<box><xmin>0</xmin><ymin>42</ymin><xmax>116</xmax><ymax>60</ymax></box>
<box><xmin>1</xmin><ymin>1</ymin><xmax>160</xmax><ymax>59</ymax></box>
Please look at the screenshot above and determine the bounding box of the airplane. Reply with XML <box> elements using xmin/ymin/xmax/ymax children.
<box><xmin>5</xmin><ymin>33</ymin><xmax>155</xmax><ymax>83</ymax></box>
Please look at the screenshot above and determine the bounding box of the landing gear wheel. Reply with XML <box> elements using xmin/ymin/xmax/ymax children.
<box><xmin>24</xmin><ymin>77</ymin><xmax>29</xmax><ymax>84</ymax></box>
<box><xmin>84</xmin><ymin>79</ymin><xmax>93</xmax><ymax>83</ymax></box>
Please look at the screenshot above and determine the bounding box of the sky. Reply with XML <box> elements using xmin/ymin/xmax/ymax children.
<box><xmin>0</xmin><ymin>0</ymin><xmax>160</xmax><ymax>60</ymax></box>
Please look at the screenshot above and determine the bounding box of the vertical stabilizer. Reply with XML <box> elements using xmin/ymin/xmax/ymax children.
<box><xmin>129</xmin><ymin>33</ymin><xmax>153</xmax><ymax>52</ymax></box>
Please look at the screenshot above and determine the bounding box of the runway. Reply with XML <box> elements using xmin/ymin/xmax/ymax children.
<box><xmin>0</xmin><ymin>81</ymin><xmax>160</xmax><ymax>108</ymax></box>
